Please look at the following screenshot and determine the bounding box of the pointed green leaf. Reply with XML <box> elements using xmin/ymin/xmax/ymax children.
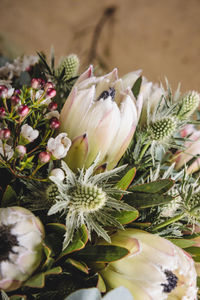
<box><xmin>44</xmin><ymin>266</ymin><xmax>62</xmax><ymax>276</ymax></box>
<box><xmin>112</xmin><ymin>210</ymin><xmax>139</xmax><ymax>224</ymax></box>
<box><xmin>125</xmin><ymin>192</ymin><xmax>174</xmax><ymax>208</ymax></box>
<box><xmin>116</xmin><ymin>167</ymin><xmax>136</xmax><ymax>191</ymax></box>
<box><xmin>97</xmin><ymin>273</ymin><xmax>106</xmax><ymax>292</ymax></box>
<box><xmin>10</xmin><ymin>295</ymin><xmax>27</xmax><ymax>300</ymax></box>
<box><xmin>24</xmin><ymin>273</ymin><xmax>45</xmax><ymax>288</ymax></box>
<box><xmin>169</xmin><ymin>239</ymin><xmax>195</xmax><ymax>249</ymax></box>
<box><xmin>130</xmin><ymin>179</ymin><xmax>174</xmax><ymax>194</ymax></box>
<box><xmin>75</xmin><ymin>245</ymin><xmax>129</xmax><ymax>263</ymax></box>
<box><xmin>132</xmin><ymin>76</ymin><xmax>142</xmax><ymax>99</ymax></box>
<box><xmin>65</xmin><ymin>258</ymin><xmax>89</xmax><ymax>274</ymax></box>
<box><xmin>1</xmin><ymin>185</ymin><xmax>17</xmax><ymax>206</ymax></box>
<box><xmin>58</xmin><ymin>225</ymin><xmax>88</xmax><ymax>259</ymax></box>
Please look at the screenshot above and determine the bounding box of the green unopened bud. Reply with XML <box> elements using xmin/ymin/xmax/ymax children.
<box><xmin>57</xmin><ymin>54</ymin><xmax>79</xmax><ymax>80</ymax></box>
<box><xmin>46</xmin><ymin>184</ymin><xmax>59</xmax><ymax>202</ymax></box>
<box><xmin>70</xmin><ymin>183</ymin><xmax>107</xmax><ymax>212</ymax></box>
<box><xmin>149</xmin><ymin>117</ymin><xmax>177</xmax><ymax>141</ymax></box>
<box><xmin>178</xmin><ymin>91</ymin><xmax>200</xmax><ymax>120</ymax></box>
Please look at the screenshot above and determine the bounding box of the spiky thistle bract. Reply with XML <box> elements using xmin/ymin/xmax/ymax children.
<box><xmin>48</xmin><ymin>158</ymin><xmax>134</xmax><ymax>249</ymax></box>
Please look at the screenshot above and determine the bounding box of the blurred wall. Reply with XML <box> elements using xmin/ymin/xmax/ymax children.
<box><xmin>0</xmin><ymin>0</ymin><xmax>200</xmax><ymax>91</ymax></box>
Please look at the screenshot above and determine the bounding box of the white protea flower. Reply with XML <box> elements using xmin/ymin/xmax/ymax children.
<box><xmin>0</xmin><ymin>206</ymin><xmax>44</xmax><ymax>291</ymax></box>
<box><xmin>0</xmin><ymin>141</ymin><xmax>14</xmax><ymax>160</ymax></box>
<box><xmin>59</xmin><ymin>66</ymin><xmax>143</xmax><ymax>171</ymax></box>
<box><xmin>47</xmin><ymin>133</ymin><xmax>71</xmax><ymax>159</ymax></box>
<box><xmin>99</xmin><ymin>229</ymin><xmax>197</xmax><ymax>300</ymax></box>
<box><xmin>20</xmin><ymin>124</ymin><xmax>39</xmax><ymax>143</ymax></box>
<box><xmin>48</xmin><ymin>158</ymin><xmax>133</xmax><ymax>249</ymax></box>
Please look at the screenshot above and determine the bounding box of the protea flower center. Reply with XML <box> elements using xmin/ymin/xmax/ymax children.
<box><xmin>97</xmin><ymin>87</ymin><xmax>116</xmax><ymax>101</ymax></box>
<box><xmin>161</xmin><ymin>270</ymin><xmax>178</xmax><ymax>293</ymax></box>
<box><xmin>0</xmin><ymin>225</ymin><xmax>18</xmax><ymax>262</ymax></box>
<box><xmin>70</xmin><ymin>183</ymin><xmax>107</xmax><ymax>212</ymax></box>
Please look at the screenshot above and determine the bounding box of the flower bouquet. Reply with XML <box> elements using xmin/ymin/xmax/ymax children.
<box><xmin>0</xmin><ymin>51</ymin><xmax>200</xmax><ymax>300</ymax></box>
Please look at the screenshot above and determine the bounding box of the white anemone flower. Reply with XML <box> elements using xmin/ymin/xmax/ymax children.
<box><xmin>47</xmin><ymin>133</ymin><xmax>71</xmax><ymax>159</ymax></box>
<box><xmin>59</xmin><ymin>66</ymin><xmax>143</xmax><ymax>171</ymax></box>
<box><xmin>0</xmin><ymin>206</ymin><xmax>44</xmax><ymax>291</ymax></box>
<box><xmin>20</xmin><ymin>124</ymin><xmax>39</xmax><ymax>143</ymax></box>
<box><xmin>100</xmin><ymin>229</ymin><xmax>197</xmax><ymax>300</ymax></box>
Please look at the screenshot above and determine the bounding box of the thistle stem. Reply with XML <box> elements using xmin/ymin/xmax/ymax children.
<box><xmin>151</xmin><ymin>212</ymin><xmax>185</xmax><ymax>232</ymax></box>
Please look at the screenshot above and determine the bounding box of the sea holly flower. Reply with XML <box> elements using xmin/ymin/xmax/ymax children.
<box><xmin>177</xmin><ymin>91</ymin><xmax>200</xmax><ymax>120</ymax></box>
<box><xmin>99</xmin><ymin>229</ymin><xmax>197</xmax><ymax>300</ymax></box>
<box><xmin>59</xmin><ymin>66</ymin><xmax>143</xmax><ymax>171</ymax></box>
<box><xmin>0</xmin><ymin>206</ymin><xmax>44</xmax><ymax>291</ymax></box>
<box><xmin>47</xmin><ymin>133</ymin><xmax>71</xmax><ymax>159</ymax></box>
<box><xmin>20</xmin><ymin>124</ymin><xmax>39</xmax><ymax>143</ymax></box>
<box><xmin>48</xmin><ymin>158</ymin><xmax>133</xmax><ymax>249</ymax></box>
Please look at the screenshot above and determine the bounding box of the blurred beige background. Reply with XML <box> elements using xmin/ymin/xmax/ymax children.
<box><xmin>0</xmin><ymin>0</ymin><xmax>200</xmax><ymax>91</ymax></box>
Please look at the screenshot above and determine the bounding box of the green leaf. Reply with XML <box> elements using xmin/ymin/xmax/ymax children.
<box><xmin>65</xmin><ymin>258</ymin><xmax>89</xmax><ymax>274</ymax></box>
<box><xmin>125</xmin><ymin>192</ymin><xmax>174</xmax><ymax>208</ymax></box>
<box><xmin>132</xmin><ymin>76</ymin><xmax>142</xmax><ymax>99</ymax></box>
<box><xmin>116</xmin><ymin>167</ymin><xmax>136</xmax><ymax>191</ymax></box>
<box><xmin>44</xmin><ymin>266</ymin><xmax>62</xmax><ymax>276</ymax></box>
<box><xmin>97</xmin><ymin>273</ymin><xmax>106</xmax><ymax>292</ymax></box>
<box><xmin>24</xmin><ymin>273</ymin><xmax>45</xmax><ymax>288</ymax></box>
<box><xmin>112</xmin><ymin>210</ymin><xmax>139</xmax><ymax>224</ymax></box>
<box><xmin>184</xmin><ymin>247</ymin><xmax>200</xmax><ymax>256</ymax></box>
<box><xmin>1</xmin><ymin>185</ymin><xmax>17</xmax><ymax>207</ymax></box>
<box><xmin>10</xmin><ymin>295</ymin><xmax>27</xmax><ymax>300</ymax></box>
<box><xmin>169</xmin><ymin>239</ymin><xmax>195</xmax><ymax>249</ymax></box>
<box><xmin>130</xmin><ymin>179</ymin><xmax>174</xmax><ymax>194</ymax></box>
<box><xmin>58</xmin><ymin>225</ymin><xmax>88</xmax><ymax>259</ymax></box>
<box><xmin>75</xmin><ymin>245</ymin><xmax>129</xmax><ymax>263</ymax></box>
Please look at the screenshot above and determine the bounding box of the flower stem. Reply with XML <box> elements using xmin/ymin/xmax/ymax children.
<box><xmin>151</xmin><ymin>212</ymin><xmax>185</xmax><ymax>232</ymax></box>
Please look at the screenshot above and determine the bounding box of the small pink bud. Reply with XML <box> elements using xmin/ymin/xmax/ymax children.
<box><xmin>48</xmin><ymin>101</ymin><xmax>58</xmax><ymax>111</ymax></box>
<box><xmin>11</xmin><ymin>95</ymin><xmax>20</xmax><ymax>106</ymax></box>
<box><xmin>45</xmin><ymin>82</ymin><xmax>54</xmax><ymax>90</ymax></box>
<box><xmin>0</xmin><ymin>128</ymin><xmax>11</xmax><ymax>140</ymax></box>
<box><xmin>46</xmin><ymin>88</ymin><xmax>56</xmax><ymax>98</ymax></box>
<box><xmin>0</xmin><ymin>85</ymin><xmax>8</xmax><ymax>98</ymax></box>
<box><xmin>39</xmin><ymin>151</ymin><xmax>51</xmax><ymax>164</ymax></box>
<box><xmin>18</xmin><ymin>105</ymin><xmax>29</xmax><ymax>117</ymax></box>
<box><xmin>50</xmin><ymin>117</ymin><xmax>60</xmax><ymax>129</ymax></box>
<box><xmin>15</xmin><ymin>145</ymin><xmax>26</xmax><ymax>157</ymax></box>
<box><xmin>31</xmin><ymin>78</ymin><xmax>45</xmax><ymax>89</ymax></box>
<box><xmin>0</xmin><ymin>107</ymin><xmax>6</xmax><ymax>118</ymax></box>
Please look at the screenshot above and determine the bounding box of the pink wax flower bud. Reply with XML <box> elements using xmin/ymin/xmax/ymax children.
<box><xmin>0</xmin><ymin>85</ymin><xmax>8</xmax><ymax>98</ymax></box>
<box><xmin>39</xmin><ymin>151</ymin><xmax>51</xmax><ymax>164</ymax></box>
<box><xmin>18</xmin><ymin>105</ymin><xmax>29</xmax><ymax>117</ymax></box>
<box><xmin>50</xmin><ymin>117</ymin><xmax>60</xmax><ymax>129</ymax></box>
<box><xmin>11</xmin><ymin>95</ymin><xmax>20</xmax><ymax>106</ymax></box>
<box><xmin>0</xmin><ymin>107</ymin><xmax>6</xmax><ymax>118</ymax></box>
<box><xmin>0</xmin><ymin>128</ymin><xmax>11</xmax><ymax>140</ymax></box>
<box><xmin>45</xmin><ymin>82</ymin><xmax>54</xmax><ymax>90</ymax></box>
<box><xmin>15</xmin><ymin>145</ymin><xmax>26</xmax><ymax>157</ymax></box>
<box><xmin>46</xmin><ymin>88</ymin><xmax>56</xmax><ymax>98</ymax></box>
<box><xmin>48</xmin><ymin>101</ymin><xmax>58</xmax><ymax>111</ymax></box>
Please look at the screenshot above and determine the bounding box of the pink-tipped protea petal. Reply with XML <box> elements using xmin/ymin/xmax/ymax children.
<box><xmin>75</xmin><ymin>65</ymin><xmax>93</xmax><ymax>85</ymax></box>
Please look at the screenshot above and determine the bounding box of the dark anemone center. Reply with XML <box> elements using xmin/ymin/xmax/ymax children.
<box><xmin>161</xmin><ymin>270</ymin><xmax>178</xmax><ymax>293</ymax></box>
<box><xmin>97</xmin><ymin>87</ymin><xmax>115</xmax><ymax>101</ymax></box>
<box><xmin>0</xmin><ymin>224</ymin><xmax>18</xmax><ymax>262</ymax></box>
